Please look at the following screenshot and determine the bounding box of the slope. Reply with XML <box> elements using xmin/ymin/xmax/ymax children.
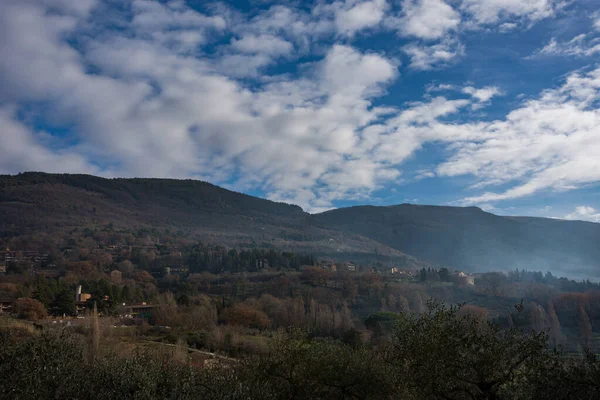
<box><xmin>314</xmin><ymin>204</ymin><xmax>600</xmax><ymax>278</ymax></box>
<box><xmin>0</xmin><ymin>172</ymin><xmax>421</xmax><ymax>265</ymax></box>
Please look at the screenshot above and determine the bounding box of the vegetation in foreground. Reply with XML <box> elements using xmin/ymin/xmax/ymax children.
<box><xmin>1</xmin><ymin>302</ymin><xmax>599</xmax><ymax>400</ymax></box>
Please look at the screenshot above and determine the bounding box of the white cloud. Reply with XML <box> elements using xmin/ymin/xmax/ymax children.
<box><xmin>391</xmin><ymin>0</ymin><xmax>460</xmax><ymax>40</ymax></box>
<box><xmin>230</xmin><ymin>34</ymin><xmax>293</xmax><ymax>55</ymax></box>
<box><xmin>0</xmin><ymin>0</ymin><xmax>598</xmax><ymax>214</ymax></box>
<box><xmin>403</xmin><ymin>38</ymin><xmax>465</xmax><ymax>70</ymax></box>
<box><xmin>462</xmin><ymin>85</ymin><xmax>502</xmax><ymax>109</ymax></box>
<box><xmin>439</xmin><ymin>68</ymin><xmax>600</xmax><ymax>205</ymax></box>
<box><xmin>332</xmin><ymin>0</ymin><xmax>389</xmax><ymax>36</ymax></box>
<box><xmin>45</xmin><ymin>0</ymin><xmax>97</xmax><ymax>17</ymax></box>
<box><xmin>462</xmin><ymin>86</ymin><xmax>502</xmax><ymax>102</ymax></box>
<box><xmin>498</xmin><ymin>22</ymin><xmax>518</xmax><ymax>32</ymax></box>
<box><xmin>425</xmin><ymin>83</ymin><xmax>456</xmax><ymax>92</ymax></box>
<box><xmin>237</xmin><ymin>4</ymin><xmax>333</xmax><ymax>50</ymax></box>
<box><xmin>0</xmin><ymin>106</ymin><xmax>97</xmax><ymax>175</ymax></box>
<box><xmin>533</xmin><ymin>35</ymin><xmax>600</xmax><ymax>58</ymax></box>
<box><xmin>0</xmin><ymin>0</ymin><xmax>404</xmax><ymax>212</ymax></box>
<box><xmin>565</xmin><ymin>206</ymin><xmax>600</xmax><ymax>223</ymax></box>
<box><xmin>132</xmin><ymin>0</ymin><xmax>226</xmax><ymax>32</ymax></box>
<box><xmin>460</xmin><ymin>0</ymin><xmax>561</xmax><ymax>26</ymax></box>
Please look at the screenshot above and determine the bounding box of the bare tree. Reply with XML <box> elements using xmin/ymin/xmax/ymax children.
<box><xmin>547</xmin><ymin>300</ymin><xmax>563</xmax><ymax>348</ymax></box>
<box><xmin>578</xmin><ymin>304</ymin><xmax>593</xmax><ymax>350</ymax></box>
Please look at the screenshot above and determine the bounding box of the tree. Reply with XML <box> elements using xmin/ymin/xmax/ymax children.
<box><xmin>14</xmin><ymin>298</ymin><xmax>47</xmax><ymax>320</ymax></box>
<box><xmin>249</xmin><ymin>330</ymin><xmax>394</xmax><ymax>399</ymax></box>
<box><xmin>117</xmin><ymin>260</ymin><xmax>135</xmax><ymax>275</ymax></box>
<box><xmin>340</xmin><ymin>274</ymin><xmax>357</xmax><ymax>300</ymax></box>
<box><xmin>546</xmin><ymin>300</ymin><xmax>563</xmax><ymax>348</ymax></box>
<box><xmin>52</xmin><ymin>288</ymin><xmax>77</xmax><ymax>316</ymax></box>
<box><xmin>300</xmin><ymin>267</ymin><xmax>331</xmax><ymax>287</ymax></box>
<box><xmin>221</xmin><ymin>304</ymin><xmax>270</xmax><ymax>330</ymax></box>
<box><xmin>578</xmin><ymin>304</ymin><xmax>593</xmax><ymax>350</ymax></box>
<box><xmin>386</xmin><ymin>300</ymin><xmax>550</xmax><ymax>400</ymax></box>
<box><xmin>529</xmin><ymin>302</ymin><xmax>547</xmax><ymax>332</ymax></box>
<box><xmin>439</xmin><ymin>267</ymin><xmax>450</xmax><ymax>282</ymax></box>
<box><xmin>478</xmin><ymin>272</ymin><xmax>507</xmax><ymax>296</ymax></box>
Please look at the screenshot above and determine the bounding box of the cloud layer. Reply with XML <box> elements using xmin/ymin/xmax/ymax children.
<box><xmin>0</xmin><ymin>0</ymin><xmax>597</xmax><ymax>214</ymax></box>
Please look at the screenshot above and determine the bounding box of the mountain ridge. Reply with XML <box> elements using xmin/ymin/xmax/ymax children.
<box><xmin>2</xmin><ymin>172</ymin><xmax>600</xmax><ymax>277</ymax></box>
<box><xmin>0</xmin><ymin>172</ymin><xmax>423</xmax><ymax>267</ymax></box>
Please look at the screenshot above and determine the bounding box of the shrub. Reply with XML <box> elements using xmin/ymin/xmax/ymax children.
<box><xmin>13</xmin><ymin>298</ymin><xmax>47</xmax><ymax>321</ymax></box>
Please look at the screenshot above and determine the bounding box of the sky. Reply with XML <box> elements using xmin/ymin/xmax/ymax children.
<box><xmin>1</xmin><ymin>0</ymin><xmax>600</xmax><ymax>220</ymax></box>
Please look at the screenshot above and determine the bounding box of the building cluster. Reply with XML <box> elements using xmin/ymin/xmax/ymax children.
<box><xmin>387</xmin><ymin>267</ymin><xmax>415</xmax><ymax>276</ymax></box>
<box><xmin>0</xmin><ymin>249</ymin><xmax>51</xmax><ymax>271</ymax></box>
<box><xmin>90</xmin><ymin>244</ymin><xmax>133</xmax><ymax>255</ymax></box>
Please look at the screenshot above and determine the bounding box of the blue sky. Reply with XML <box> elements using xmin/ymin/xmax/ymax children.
<box><xmin>1</xmin><ymin>0</ymin><xmax>600</xmax><ymax>221</ymax></box>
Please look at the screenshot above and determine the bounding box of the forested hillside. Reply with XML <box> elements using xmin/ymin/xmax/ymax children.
<box><xmin>315</xmin><ymin>204</ymin><xmax>600</xmax><ymax>278</ymax></box>
<box><xmin>0</xmin><ymin>172</ymin><xmax>413</xmax><ymax>264</ymax></box>
<box><xmin>2</xmin><ymin>173</ymin><xmax>600</xmax><ymax>277</ymax></box>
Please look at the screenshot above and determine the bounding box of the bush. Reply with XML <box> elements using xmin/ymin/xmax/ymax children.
<box><xmin>13</xmin><ymin>298</ymin><xmax>47</xmax><ymax>320</ymax></box>
<box><xmin>220</xmin><ymin>304</ymin><xmax>270</xmax><ymax>330</ymax></box>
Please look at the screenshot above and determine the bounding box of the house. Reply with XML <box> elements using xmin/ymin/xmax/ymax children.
<box><xmin>457</xmin><ymin>272</ymin><xmax>475</xmax><ymax>286</ymax></box>
<box><xmin>389</xmin><ymin>267</ymin><xmax>399</xmax><ymax>274</ymax></box>
<box><xmin>346</xmin><ymin>263</ymin><xmax>356</xmax><ymax>272</ymax></box>
<box><xmin>75</xmin><ymin>285</ymin><xmax>92</xmax><ymax>303</ymax></box>
<box><xmin>0</xmin><ymin>296</ymin><xmax>15</xmax><ymax>314</ymax></box>
<box><xmin>80</xmin><ymin>293</ymin><xmax>92</xmax><ymax>302</ymax></box>
<box><xmin>123</xmin><ymin>303</ymin><xmax>158</xmax><ymax>319</ymax></box>
<box><xmin>169</xmin><ymin>267</ymin><xmax>189</xmax><ymax>277</ymax></box>
<box><xmin>0</xmin><ymin>263</ymin><xmax>6</xmax><ymax>274</ymax></box>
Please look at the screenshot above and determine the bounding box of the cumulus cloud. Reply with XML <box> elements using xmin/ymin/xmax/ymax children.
<box><xmin>0</xmin><ymin>0</ymin><xmax>404</xmax><ymax>211</ymax></box>
<box><xmin>331</xmin><ymin>0</ymin><xmax>389</xmax><ymax>36</ymax></box>
<box><xmin>0</xmin><ymin>0</ymin><xmax>596</xmax><ymax>213</ymax></box>
<box><xmin>565</xmin><ymin>206</ymin><xmax>600</xmax><ymax>223</ymax></box>
<box><xmin>462</xmin><ymin>86</ymin><xmax>503</xmax><ymax>109</ymax></box>
<box><xmin>440</xmin><ymin>68</ymin><xmax>600</xmax><ymax>205</ymax></box>
<box><xmin>403</xmin><ymin>38</ymin><xmax>465</xmax><ymax>70</ymax></box>
<box><xmin>391</xmin><ymin>0</ymin><xmax>460</xmax><ymax>40</ymax></box>
<box><xmin>460</xmin><ymin>0</ymin><xmax>561</xmax><ymax>26</ymax></box>
<box><xmin>462</xmin><ymin>86</ymin><xmax>502</xmax><ymax>102</ymax></box>
<box><xmin>0</xmin><ymin>106</ymin><xmax>97</xmax><ymax>175</ymax></box>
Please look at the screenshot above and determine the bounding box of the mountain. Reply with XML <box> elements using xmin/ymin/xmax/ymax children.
<box><xmin>314</xmin><ymin>204</ymin><xmax>600</xmax><ymax>278</ymax></box>
<box><xmin>2</xmin><ymin>172</ymin><xmax>600</xmax><ymax>277</ymax></box>
<box><xmin>0</xmin><ymin>172</ymin><xmax>421</xmax><ymax>266</ymax></box>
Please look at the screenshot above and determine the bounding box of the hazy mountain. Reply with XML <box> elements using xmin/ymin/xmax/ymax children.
<box><xmin>2</xmin><ymin>173</ymin><xmax>599</xmax><ymax>277</ymax></box>
<box><xmin>314</xmin><ymin>204</ymin><xmax>600</xmax><ymax>278</ymax></box>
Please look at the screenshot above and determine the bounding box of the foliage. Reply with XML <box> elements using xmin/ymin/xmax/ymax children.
<box><xmin>247</xmin><ymin>330</ymin><xmax>394</xmax><ymax>399</ymax></box>
<box><xmin>386</xmin><ymin>300</ymin><xmax>551</xmax><ymax>400</ymax></box>
<box><xmin>2</xmin><ymin>307</ymin><xmax>600</xmax><ymax>399</ymax></box>
<box><xmin>221</xmin><ymin>304</ymin><xmax>270</xmax><ymax>330</ymax></box>
<box><xmin>13</xmin><ymin>298</ymin><xmax>47</xmax><ymax>320</ymax></box>
<box><xmin>33</xmin><ymin>277</ymin><xmax>76</xmax><ymax>316</ymax></box>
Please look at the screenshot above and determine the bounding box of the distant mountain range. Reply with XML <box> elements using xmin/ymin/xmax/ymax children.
<box><xmin>1</xmin><ymin>172</ymin><xmax>599</xmax><ymax>277</ymax></box>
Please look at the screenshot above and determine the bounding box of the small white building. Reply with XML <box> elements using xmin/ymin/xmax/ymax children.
<box><xmin>458</xmin><ymin>271</ymin><xmax>475</xmax><ymax>286</ymax></box>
